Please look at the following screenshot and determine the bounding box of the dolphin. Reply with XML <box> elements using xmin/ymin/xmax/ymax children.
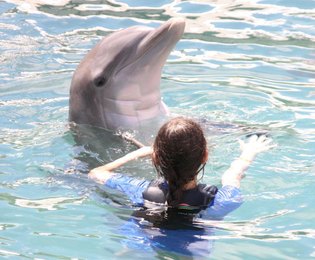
<box><xmin>69</xmin><ymin>18</ymin><xmax>185</xmax><ymax>130</ymax></box>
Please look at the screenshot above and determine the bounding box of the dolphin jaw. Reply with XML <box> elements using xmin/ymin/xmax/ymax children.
<box><xmin>102</xmin><ymin>100</ymin><xmax>168</xmax><ymax>129</ymax></box>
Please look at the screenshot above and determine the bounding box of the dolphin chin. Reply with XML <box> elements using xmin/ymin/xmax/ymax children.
<box><xmin>69</xmin><ymin>18</ymin><xmax>185</xmax><ymax>130</ymax></box>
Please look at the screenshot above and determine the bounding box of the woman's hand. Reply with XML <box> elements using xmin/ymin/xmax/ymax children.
<box><xmin>239</xmin><ymin>134</ymin><xmax>276</xmax><ymax>162</ymax></box>
<box><xmin>222</xmin><ymin>134</ymin><xmax>276</xmax><ymax>188</ymax></box>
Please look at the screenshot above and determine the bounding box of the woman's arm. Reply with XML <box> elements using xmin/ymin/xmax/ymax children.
<box><xmin>88</xmin><ymin>146</ymin><xmax>153</xmax><ymax>184</ymax></box>
<box><xmin>221</xmin><ymin>135</ymin><xmax>275</xmax><ymax>188</ymax></box>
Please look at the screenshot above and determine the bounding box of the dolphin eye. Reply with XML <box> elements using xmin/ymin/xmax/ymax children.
<box><xmin>94</xmin><ymin>76</ymin><xmax>107</xmax><ymax>87</ymax></box>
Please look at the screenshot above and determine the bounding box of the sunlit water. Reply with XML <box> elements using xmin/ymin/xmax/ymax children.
<box><xmin>0</xmin><ymin>0</ymin><xmax>314</xmax><ymax>259</ymax></box>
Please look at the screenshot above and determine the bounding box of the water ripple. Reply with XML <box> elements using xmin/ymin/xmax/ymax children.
<box><xmin>0</xmin><ymin>192</ymin><xmax>85</xmax><ymax>211</ymax></box>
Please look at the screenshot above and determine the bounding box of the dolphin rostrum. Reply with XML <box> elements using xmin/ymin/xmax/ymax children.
<box><xmin>69</xmin><ymin>18</ymin><xmax>185</xmax><ymax>130</ymax></box>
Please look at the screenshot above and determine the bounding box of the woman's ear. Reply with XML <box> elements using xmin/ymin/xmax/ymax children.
<box><xmin>202</xmin><ymin>149</ymin><xmax>208</xmax><ymax>164</ymax></box>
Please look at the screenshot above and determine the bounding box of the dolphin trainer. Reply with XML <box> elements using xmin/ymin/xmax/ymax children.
<box><xmin>69</xmin><ymin>18</ymin><xmax>185</xmax><ymax>130</ymax></box>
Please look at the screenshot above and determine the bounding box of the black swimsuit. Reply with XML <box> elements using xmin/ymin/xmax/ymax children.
<box><xmin>142</xmin><ymin>178</ymin><xmax>218</xmax><ymax>214</ymax></box>
<box><xmin>132</xmin><ymin>178</ymin><xmax>218</xmax><ymax>228</ymax></box>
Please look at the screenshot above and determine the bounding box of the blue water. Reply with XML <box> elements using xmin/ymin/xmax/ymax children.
<box><xmin>1</xmin><ymin>0</ymin><xmax>315</xmax><ymax>259</ymax></box>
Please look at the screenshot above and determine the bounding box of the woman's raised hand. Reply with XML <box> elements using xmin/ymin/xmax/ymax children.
<box><xmin>222</xmin><ymin>134</ymin><xmax>276</xmax><ymax>188</ymax></box>
<box><xmin>239</xmin><ymin>134</ymin><xmax>276</xmax><ymax>162</ymax></box>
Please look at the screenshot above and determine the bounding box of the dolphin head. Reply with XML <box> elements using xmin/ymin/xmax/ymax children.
<box><xmin>69</xmin><ymin>18</ymin><xmax>185</xmax><ymax>130</ymax></box>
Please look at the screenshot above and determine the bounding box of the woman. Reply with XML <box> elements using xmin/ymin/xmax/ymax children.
<box><xmin>89</xmin><ymin>117</ymin><xmax>274</xmax><ymax>220</ymax></box>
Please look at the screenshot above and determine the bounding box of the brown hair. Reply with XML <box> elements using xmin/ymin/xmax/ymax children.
<box><xmin>152</xmin><ymin>117</ymin><xmax>207</xmax><ymax>207</ymax></box>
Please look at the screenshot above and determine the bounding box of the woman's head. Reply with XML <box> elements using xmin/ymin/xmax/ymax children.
<box><xmin>152</xmin><ymin>117</ymin><xmax>208</xmax><ymax>206</ymax></box>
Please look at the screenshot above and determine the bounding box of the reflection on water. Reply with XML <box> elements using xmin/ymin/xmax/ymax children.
<box><xmin>0</xmin><ymin>0</ymin><xmax>315</xmax><ymax>259</ymax></box>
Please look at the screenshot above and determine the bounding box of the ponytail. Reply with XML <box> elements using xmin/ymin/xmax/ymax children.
<box><xmin>167</xmin><ymin>171</ymin><xmax>189</xmax><ymax>206</ymax></box>
<box><xmin>154</xmin><ymin>164</ymin><xmax>193</xmax><ymax>207</ymax></box>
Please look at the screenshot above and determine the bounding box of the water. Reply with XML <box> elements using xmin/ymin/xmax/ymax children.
<box><xmin>0</xmin><ymin>0</ymin><xmax>314</xmax><ymax>259</ymax></box>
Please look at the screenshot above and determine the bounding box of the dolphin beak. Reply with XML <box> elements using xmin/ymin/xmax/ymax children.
<box><xmin>161</xmin><ymin>17</ymin><xmax>186</xmax><ymax>40</ymax></box>
<box><xmin>139</xmin><ymin>18</ymin><xmax>186</xmax><ymax>56</ymax></box>
<box><xmin>168</xmin><ymin>18</ymin><xmax>186</xmax><ymax>38</ymax></box>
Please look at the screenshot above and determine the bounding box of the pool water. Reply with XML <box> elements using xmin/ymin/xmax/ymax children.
<box><xmin>0</xmin><ymin>0</ymin><xmax>315</xmax><ymax>259</ymax></box>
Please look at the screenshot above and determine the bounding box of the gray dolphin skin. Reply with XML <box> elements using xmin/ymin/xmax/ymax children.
<box><xmin>69</xmin><ymin>18</ymin><xmax>185</xmax><ymax>130</ymax></box>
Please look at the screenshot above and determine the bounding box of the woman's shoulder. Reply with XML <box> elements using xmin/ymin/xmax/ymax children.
<box><xmin>105</xmin><ymin>174</ymin><xmax>150</xmax><ymax>190</ymax></box>
<box><xmin>215</xmin><ymin>185</ymin><xmax>242</xmax><ymax>201</ymax></box>
<box><xmin>201</xmin><ymin>185</ymin><xmax>243</xmax><ymax>220</ymax></box>
<box><xmin>104</xmin><ymin>174</ymin><xmax>150</xmax><ymax>205</ymax></box>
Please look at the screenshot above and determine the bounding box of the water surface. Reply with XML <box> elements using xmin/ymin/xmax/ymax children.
<box><xmin>0</xmin><ymin>0</ymin><xmax>315</xmax><ymax>259</ymax></box>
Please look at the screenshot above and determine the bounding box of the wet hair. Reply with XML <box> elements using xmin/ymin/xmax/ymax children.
<box><xmin>152</xmin><ymin>117</ymin><xmax>207</xmax><ymax>207</ymax></box>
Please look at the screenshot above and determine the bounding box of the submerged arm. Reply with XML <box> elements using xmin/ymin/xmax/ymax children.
<box><xmin>88</xmin><ymin>146</ymin><xmax>152</xmax><ymax>184</ymax></box>
<box><xmin>221</xmin><ymin>135</ymin><xmax>275</xmax><ymax>188</ymax></box>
